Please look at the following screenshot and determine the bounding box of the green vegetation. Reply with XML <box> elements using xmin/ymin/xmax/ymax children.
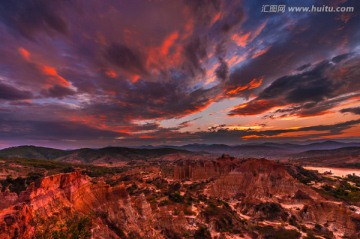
<box><xmin>0</xmin><ymin>156</ymin><xmax>131</xmax><ymax>195</ymax></box>
<box><xmin>126</xmin><ymin>183</ymin><xmax>139</xmax><ymax>195</ymax></box>
<box><xmin>5</xmin><ymin>157</ymin><xmax>72</xmax><ymax>171</ymax></box>
<box><xmin>183</xmin><ymin>207</ymin><xmax>195</xmax><ymax>216</ymax></box>
<box><xmin>188</xmin><ymin>181</ymin><xmax>208</xmax><ymax>191</ymax></box>
<box><xmin>346</xmin><ymin>174</ymin><xmax>360</xmax><ymax>187</ymax></box>
<box><xmin>33</xmin><ymin>214</ymin><xmax>92</xmax><ymax>239</ymax></box>
<box><xmin>158</xmin><ymin>199</ymin><xmax>170</xmax><ymax>207</ymax></box>
<box><xmin>287</xmin><ymin>165</ymin><xmax>321</xmax><ymax>185</ymax></box>
<box><xmin>161</xmin><ymin>228</ymin><xmax>182</xmax><ymax>239</ymax></box>
<box><xmin>0</xmin><ymin>157</ymin><xmax>129</xmax><ymax>178</ymax></box>
<box><xmin>288</xmin><ymin>215</ymin><xmax>298</xmax><ymax>227</ymax></box>
<box><xmin>254</xmin><ymin>202</ymin><xmax>288</xmax><ymax>220</ymax></box>
<box><xmin>202</xmin><ymin>200</ymin><xmax>243</xmax><ymax>234</ymax></box>
<box><xmin>81</xmin><ymin>165</ymin><xmax>128</xmax><ymax>177</ymax></box>
<box><xmin>255</xmin><ymin>226</ymin><xmax>301</xmax><ymax>239</ymax></box>
<box><xmin>273</xmin><ymin>228</ymin><xmax>301</xmax><ymax>239</ymax></box>
<box><xmin>0</xmin><ymin>172</ymin><xmax>45</xmax><ymax>194</ymax></box>
<box><xmin>0</xmin><ymin>145</ymin><xmax>67</xmax><ymax>160</ymax></box>
<box><xmin>168</xmin><ymin>191</ymin><xmax>184</xmax><ymax>203</ymax></box>
<box><xmin>194</xmin><ymin>225</ymin><xmax>211</xmax><ymax>239</ymax></box>
<box><xmin>299</xmin><ymin>223</ymin><xmax>334</xmax><ymax>239</ymax></box>
<box><xmin>304</xmin><ymin>233</ymin><xmax>322</xmax><ymax>239</ymax></box>
<box><xmin>341</xmin><ymin>163</ymin><xmax>360</xmax><ymax>169</ymax></box>
<box><xmin>151</xmin><ymin>177</ymin><xmax>168</xmax><ymax>189</ymax></box>
<box><xmin>321</xmin><ymin>180</ymin><xmax>360</xmax><ymax>203</ymax></box>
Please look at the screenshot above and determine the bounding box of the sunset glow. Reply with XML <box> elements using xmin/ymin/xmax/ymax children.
<box><xmin>0</xmin><ymin>0</ymin><xmax>359</xmax><ymax>148</ymax></box>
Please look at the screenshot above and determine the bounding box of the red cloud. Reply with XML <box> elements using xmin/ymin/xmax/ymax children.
<box><xmin>231</xmin><ymin>32</ymin><xmax>250</xmax><ymax>47</ymax></box>
<box><xmin>160</xmin><ymin>31</ymin><xmax>179</xmax><ymax>56</ymax></box>
<box><xmin>229</xmin><ymin>99</ymin><xmax>279</xmax><ymax>116</ymax></box>
<box><xmin>41</xmin><ymin>65</ymin><xmax>71</xmax><ymax>88</ymax></box>
<box><xmin>18</xmin><ymin>47</ymin><xmax>30</xmax><ymax>60</ymax></box>
<box><xmin>226</xmin><ymin>76</ymin><xmax>263</xmax><ymax>96</ymax></box>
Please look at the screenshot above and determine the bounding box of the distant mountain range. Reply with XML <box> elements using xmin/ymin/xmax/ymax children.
<box><xmin>0</xmin><ymin>145</ymin><xmax>195</xmax><ymax>164</ymax></box>
<box><xmin>159</xmin><ymin>140</ymin><xmax>360</xmax><ymax>158</ymax></box>
<box><xmin>290</xmin><ymin>146</ymin><xmax>360</xmax><ymax>168</ymax></box>
<box><xmin>0</xmin><ymin>140</ymin><xmax>359</xmax><ymax>164</ymax></box>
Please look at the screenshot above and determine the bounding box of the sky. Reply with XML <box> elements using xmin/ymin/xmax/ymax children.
<box><xmin>0</xmin><ymin>0</ymin><xmax>359</xmax><ymax>149</ymax></box>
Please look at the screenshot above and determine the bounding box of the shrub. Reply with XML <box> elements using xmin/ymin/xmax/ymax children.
<box><xmin>254</xmin><ymin>202</ymin><xmax>286</xmax><ymax>220</ymax></box>
<box><xmin>168</xmin><ymin>191</ymin><xmax>184</xmax><ymax>203</ymax></box>
<box><xmin>194</xmin><ymin>225</ymin><xmax>211</xmax><ymax>239</ymax></box>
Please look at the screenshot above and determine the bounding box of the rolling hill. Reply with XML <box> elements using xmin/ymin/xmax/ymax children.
<box><xmin>0</xmin><ymin>145</ymin><xmax>196</xmax><ymax>164</ymax></box>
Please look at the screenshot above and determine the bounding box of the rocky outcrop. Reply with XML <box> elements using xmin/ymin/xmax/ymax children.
<box><xmin>0</xmin><ymin>171</ymin><xmax>163</xmax><ymax>239</ymax></box>
<box><xmin>170</xmin><ymin>158</ymin><xmax>360</xmax><ymax>237</ymax></box>
<box><xmin>0</xmin><ymin>190</ymin><xmax>18</xmax><ymax>210</ymax></box>
<box><xmin>298</xmin><ymin>202</ymin><xmax>360</xmax><ymax>236</ymax></box>
<box><xmin>172</xmin><ymin>156</ymin><xmax>237</xmax><ymax>181</ymax></box>
<box><xmin>206</xmin><ymin>159</ymin><xmax>322</xmax><ymax>201</ymax></box>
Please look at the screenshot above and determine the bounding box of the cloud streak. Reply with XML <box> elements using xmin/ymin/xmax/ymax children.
<box><xmin>229</xmin><ymin>53</ymin><xmax>360</xmax><ymax>117</ymax></box>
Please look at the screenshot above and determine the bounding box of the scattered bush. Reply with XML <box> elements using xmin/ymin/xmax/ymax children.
<box><xmin>287</xmin><ymin>166</ymin><xmax>321</xmax><ymax>185</ymax></box>
<box><xmin>168</xmin><ymin>191</ymin><xmax>184</xmax><ymax>203</ymax></box>
<box><xmin>194</xmin><ymin>225</ymin><xmax>211</xmax><ymax>239</ymax></box>
<box><xmin>254</xmin><ymin>202</ymin><xmax>287</xmax><ymax>220</ymax></box>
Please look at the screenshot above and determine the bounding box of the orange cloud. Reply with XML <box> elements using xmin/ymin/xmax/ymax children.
<box><xmin>243</xmin><ymin>131</ymin><xmax>313</xmax><ymax>139</ymax></box>
<box><xmin>183</xmin><ymin>99</ymin><xmax>216</xmax><ymax>116</ymax></box>
<box><xmin>277</xmin><ymin>130</ymin><xmax>328</xmax><ymax>138</ymax></box>
<box><xmin>231</xmin><ymin>32</ymin><xmax>250</xmax><ymax>47</ymax></box>
<box><xmin>226</xmin><ymin>85</ymin><xmax>249</xmax><ymax>95</ymax></box>
<box><xmin>160</xmin><ymin>31</ymin><xmax>179</xmax><ymax>56</ymax></box>
<box><xmin>105</xmin><ymin>69</ymin><xmax>118</xmax><ymax>78</ymax></box>
<box><xmin>139</xmin><ymin>135</ymin><xmax>155</xmax><ymax>139</ymax></box>
<box><xmin>242</xmin><ymin>135</ymin><xmax>265</xmax><ymax>139</ymax></box>
<box><xmin>321</xmin><ymin>126</ymin><xmax>360</xmax><ymax>139</ymax></box>
<box><xmin>18</xmin><ymin>48</ymin><xmax>73</xmax><ymax>90</ymax></box>
<box><xmin>211</xmin><ymin>12</ymin><xmax>222</xmax><ymax>25</ymax></box>
<box><xmin>228</xmin><ymin>54</ymin><xmax>247</xmax><ymax>67</ymax></box>
<box><xmin>251</xmin><ymin>20</ymin><xmax>268</xmax><ymax>40</ymax></box>
<box><xmin>129</xmin><ymin>73</ymin><xmax>140</xmax><ymax>83</ymax></box>
<box><xmin>181</xmin><ymin>7</ymin><xmax>195</xmax><ymax>40</ymax></box>
<box><xmin>18</xmin><ymin>47</ymin><xmax>30</xmax><ymax>60</ymax></box>
<box><xmin>231</xmin><ymin>20</ymin><xmax>267</xmax><ymax>48</ymax></box>
<box><xmin>226</xmin><ymin>76</ymin><xmax>263</xmax><ymax>95</ymax></box>
<box><xmin>252</xmin><ymin>47</ymin><xmax>270</xmax><ymax>59</ymax></box>
<box><xmin>41</xmin><ymin>65</ymin><xmax>71</xmax><ymax>87</ymax></box>
<box><xmin>229</xmin><ymin>99</ymin><xmax>278</xmax><ymax>116</ymax></box>
<box><xmin>145</xmin><ymin>31</ymin><xmax>182</xmax><ymax>70</ymax></box>
<box><xmin>67</xmin><ymin>115</ymin><xmax>132</xmax><ymax>134</ymax></box>
<box><xmin>248</xmin><ymin>76</ymin><xmax>263</xmax><ymax>89</ymax></box>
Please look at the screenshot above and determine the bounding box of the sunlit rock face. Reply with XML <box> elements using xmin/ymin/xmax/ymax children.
<box><xmin>0</xmin><ymin>172</ymin><xmax>163</xmax><ymax>239</ymax></box>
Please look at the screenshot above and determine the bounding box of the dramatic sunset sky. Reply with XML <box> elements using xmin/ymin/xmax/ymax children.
<box><xmin>0</xmin><ymin>0</ymin><xmax>359</xmax><ymax>148</ymax></box>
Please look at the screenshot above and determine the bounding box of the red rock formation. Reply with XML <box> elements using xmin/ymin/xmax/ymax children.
<box><xmin>298</xmin><ymin>202</ymin><xmax>360</xmax><ymax>236</ymax></box>
<box><xmin>0</xmin><ymin>171</ymin><xmax>163</xmax><ymax>238</ymax></box>
<box><xmin>0</xmin><ymin>189</ymin><xmax>18</xmax><ymax>210</ymax></box>
<box><xmin>207</xmin><ymin>159</ymin><xmax>321</xmax><ymax>201</ymax></box>
<box><xmin>171</xmin><ymin>158</ymin><xmax>360</xmax><ymax>237</ymax></box>
<box><xmin>172</xmin><ymin>156</ymin><xmax>237</xmax><ymax>181</ymax></box>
